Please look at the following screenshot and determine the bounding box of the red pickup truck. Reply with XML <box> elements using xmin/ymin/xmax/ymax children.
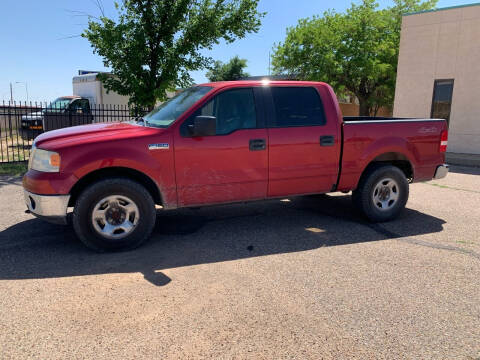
<box><xmin>23</xmin><ymin>80</ymin><xmax>449</xmax><ymax>251</ymax></box>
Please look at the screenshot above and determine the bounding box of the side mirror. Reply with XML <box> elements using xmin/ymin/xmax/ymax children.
<box><xmin>188</xmin><ymin>116</ymin><xmax>216</xmax><ymax>137</ymax></box>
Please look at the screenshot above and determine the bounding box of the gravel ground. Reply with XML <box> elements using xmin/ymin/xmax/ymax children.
<box><xmin>0</xmin><ymin>166</ymin><xmax>479</xmax><ymax>359</ymax></box>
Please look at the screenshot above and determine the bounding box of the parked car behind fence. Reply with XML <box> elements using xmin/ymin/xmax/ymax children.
<box><xmin>0</xmin><ymin>100</ymin><xmax>147</xmax><ymax>163</ymax></box>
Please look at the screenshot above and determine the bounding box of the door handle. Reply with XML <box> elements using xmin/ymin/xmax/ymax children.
<box><xmin>249</xmin><ymin>138</ymin><xmax>266</xmax><ymax>151</ymax></box>
<box><xmin>320</xmin><ymin>135</ymin><xmax>335</xmax><ymax>147</ymax></box>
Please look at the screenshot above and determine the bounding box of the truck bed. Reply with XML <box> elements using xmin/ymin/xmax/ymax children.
<box><xmin>337</xmin><ymin>117</ymin><xmax>448</xmax><ymax>192</ymax></box>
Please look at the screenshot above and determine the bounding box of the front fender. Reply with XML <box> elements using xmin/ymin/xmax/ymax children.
<box><xmin>61</xmin><ymin>143</ymin><xmax>177</xmax><ymax>208</ymax></box>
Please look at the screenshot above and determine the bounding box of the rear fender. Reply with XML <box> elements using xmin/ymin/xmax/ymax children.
<box><xmin>338</xmin><ymin>136</ymin><xmax>416</xmax><ymax>191</ymax></box>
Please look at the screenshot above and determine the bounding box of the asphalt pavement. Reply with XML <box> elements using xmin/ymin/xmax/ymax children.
<box><xmin>0</xmin><ymin>166</ymin><xmax>479</xmax><ymax>359</ymax></box>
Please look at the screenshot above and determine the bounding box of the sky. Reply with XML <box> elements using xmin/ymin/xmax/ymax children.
<box><xmin>0</xmin><ymin>0</ymin><xmax>468</xmax><ymax>102</ymax></box>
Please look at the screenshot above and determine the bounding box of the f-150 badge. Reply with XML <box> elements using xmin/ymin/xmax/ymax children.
<box><xmin>418</xmin><ymin>126</ymin><xmax>437</xmax><ymax>134</ymax></box>
<box><xmin>148</xmin><ymin>143</ymin><xmax>169</xmax><ymax>150</ymax></box>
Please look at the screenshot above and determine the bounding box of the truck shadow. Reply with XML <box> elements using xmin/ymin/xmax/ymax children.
<box><xmin>0</xmin><ymin>194</ymin><xmax>446</xmax><ymax>286</ymax></box>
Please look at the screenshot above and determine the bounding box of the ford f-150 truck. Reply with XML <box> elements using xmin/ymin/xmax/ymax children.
<box><xmin>22</xmin><ymin>81</ymin><xmax>449</xmax><ymax>252</ymax></box>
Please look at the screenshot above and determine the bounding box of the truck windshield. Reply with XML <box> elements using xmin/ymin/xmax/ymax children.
<box><xmin>45</xmin><ymin>98</ymin><xmax>72</xmax><ymax>112</ymax></box>
<box><xmin>143</xmin><ymin>86</ymin><xmax>213</xmax><ymax>128</ymax></box>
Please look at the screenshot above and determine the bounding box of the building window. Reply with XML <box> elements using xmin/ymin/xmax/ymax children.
<box><xmin>431</xmin><ymin>79</ymin><xmax>454</xmax><ymax>125</ymax></box>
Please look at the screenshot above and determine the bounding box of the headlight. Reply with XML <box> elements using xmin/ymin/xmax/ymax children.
<box><xmin>28</xmin><ymin>145</ymin><xmax>61</xmax><ymax>173</ymax></box>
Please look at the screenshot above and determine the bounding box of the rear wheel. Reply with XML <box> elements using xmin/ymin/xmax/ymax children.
<box><xmin>73</xmin><ymin>178</ymin><xmax>156</xmax><ymax>252</ymax></box>
<box><xmin>352</xmin><ymin>165</ymin><xmax>409</xmax><ymax>222</ymax></box>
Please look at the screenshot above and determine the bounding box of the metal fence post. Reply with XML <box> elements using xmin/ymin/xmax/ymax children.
<box><xmin>8</xmin><ymin>103</ymin><xmax>12</xmax><ymax>138</ymax></box>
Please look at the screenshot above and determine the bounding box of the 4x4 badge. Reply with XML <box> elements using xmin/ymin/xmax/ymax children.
<box><xmin>148</xmin><ymin>143</ymin><xmax>169</xmax><ymax>150</ymax></box>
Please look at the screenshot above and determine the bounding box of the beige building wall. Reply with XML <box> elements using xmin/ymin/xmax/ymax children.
<box><xmin>393</xmin><ymin>4</ymin><xmax>480</xmax><ymax>154</ymax></box>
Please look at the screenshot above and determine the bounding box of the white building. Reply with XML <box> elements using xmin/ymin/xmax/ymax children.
<box><xmin>394</xmin><ymin>3</ymin><xmax>480</xmax><ymax>156</ymax></box>
<box><xmin>72</xmin><ymin>70</ymin><xmax>177</xmax><ymax>107</ymax></box>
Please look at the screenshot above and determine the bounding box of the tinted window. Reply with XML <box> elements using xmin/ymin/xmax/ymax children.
<box><xmin>431</xmin><ymin>79</ymin><xmax>454</xmax><ymax>125</ymax></box>
<box><xmin>72</xmin><ymin>99</ymin><xmax>91</xmax><ymax>114</ymax></box>
<box><xmin>183</xmin><ymin>88</ymin><xmax>257</xmax><ymax>136</ymax></box>
<box><xmin>270</xmin><ymin>87</ymin><xmax>326</xmax><ymax>127</ymax></box>
<box><xmin>69</xmin><ymin>100</ymin><xmax>84</xmax><ymax>113</ymax></box>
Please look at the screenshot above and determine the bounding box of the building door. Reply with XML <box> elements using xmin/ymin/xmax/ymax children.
<box><xmin>431</xmin><ymin>79</ymin><xmax>454</xmax><ymax>126</ymax></box>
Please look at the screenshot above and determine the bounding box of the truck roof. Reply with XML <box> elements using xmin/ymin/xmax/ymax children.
<box><xmin>59</xmin><ymin>96</ymin><xmax>83</xmax><ymax>99</ymax></box>
<box><xmin>197</xmin><ymin>80</ymin><xmax>328</xmax><ymax>89</ymax></box>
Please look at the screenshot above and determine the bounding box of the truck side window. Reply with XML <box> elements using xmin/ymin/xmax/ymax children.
<box><xmin>68</xmin><ymin>100</ymin><xmax>81</xmax><ymax>113</ymax></box>
<box><xmin>69</xmin><ymin>99</ymin><xmax>91</xmax><ymax>115</ymax></box>
<box><xmin>79</xmin><ymin>99</ymin><xmax>91</xmax><ymax>114</ymax></box>
<box><xmin>182</xmin><ymin>88</ymin><xmax>257</xmax><ymax>136</ymax></box>
<box><xmin>270</xmin><ymin>87</ymin><xmax>326</xmax><ymax>127</ymax></box>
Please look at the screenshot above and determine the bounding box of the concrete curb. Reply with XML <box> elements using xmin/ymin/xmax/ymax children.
<box><xmin>446</xmin><ymin>153</ymin><xmax>480</xmax><ymax>167</ymax></box>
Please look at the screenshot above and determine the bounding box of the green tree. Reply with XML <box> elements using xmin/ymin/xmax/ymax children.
<box><xmin>206</xmin><ymin>56</ymin><xmax>250</xmax><ymax>81</ymax></box>
<box><xmin>271</xmin><ymin>0</ymin><xmax>436</xmax><ymax>116</ymax></box>
<box><xmin>83</xmin><ymin>0</ymin><xmax>264</xmax><ymax>109</ymax></box>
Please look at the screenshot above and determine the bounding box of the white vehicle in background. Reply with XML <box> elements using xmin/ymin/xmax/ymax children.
<box><xmin>73</xmin><ymin>70</ymin><xmax>178</xmax><ymax>108</ymax></box>
<box><xmin>72</xmin><ymin>71</ymin><xmax>131</xmax><ymax>108</ymax></box>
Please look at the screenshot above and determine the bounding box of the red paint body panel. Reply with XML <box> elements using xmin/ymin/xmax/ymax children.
<box><xmin>338</xmin><ymin>121</ymin><xmax>447</xmax><ymax>191</ymax></box>
<box><xmin>267</xmin><ymin>126</ymin><xmax>339</xmax><ymax>196</ymax></box>
<box><xmin>24</xmin><ymin>122</ymin><xmax>178</xmax><ymax>208</ymax></box>
<box><xmin>174</xmin><ymin>129</ymin><xmax>268</xmax><ymax>206</ymax></box>
<box><xmin>23</xmin><ymin>170</ymin><xmax>78</xmax><ymax>195</ymax></box>
<box><xmin>267</xmin><ymin>84</ymin><xmax>341</xmax><ymax>196</ymax></box>
<box><xmin>22</xmin><ymin>80</ymin><xmax>448</xmax><ymax>210</ymax></box>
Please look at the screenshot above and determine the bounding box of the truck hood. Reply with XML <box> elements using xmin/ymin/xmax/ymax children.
<box><xmin>34</xmin><ymin>122</ymin><xmax>162</xmax><ymax>149</ymax></box>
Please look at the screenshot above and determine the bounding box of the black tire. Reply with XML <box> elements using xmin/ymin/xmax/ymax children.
<box><xmin>72</xmin><ymin>178</ymin><xmax>156</xmax><ymax>252</ymax></box>
<box><xmin>352</xmin><ymin>164</ymin><xmax>409</xmax><ymax>222</ymax></box>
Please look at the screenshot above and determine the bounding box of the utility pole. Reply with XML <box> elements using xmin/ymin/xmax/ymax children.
<box><xmin>15</xmin><ymin>81</ymin><xmax>29</xmax><ymax>103</ymax></box>
<box><xmin>9</xmin><ymin>82</ymin><xmax>13</xmax><ymax>104</ymax></box>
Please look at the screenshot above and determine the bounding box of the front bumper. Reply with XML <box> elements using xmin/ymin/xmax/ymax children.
<box><xmin>24</xmin><ymin>190</ymin><xmax>70</xmax><ymax>225</ymax></box>
<box><xmin>434</xmin><ymin>164</ymin><xmax>449</xmax><ymax>180</ymax></box>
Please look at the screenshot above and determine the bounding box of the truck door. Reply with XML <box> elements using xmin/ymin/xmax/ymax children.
<box><xmin>265</xmin><ymin>86</ymin><xmax>340</xmax><ymax>197</ymax></box>
<box><xmin>43</xmin><ymin>106</ymin><xmax>70</xmax><ymax>132</ymax></box>
<box><xmin>68</xmin><ymin>99</ymin><xmax>93</xmax><ymax>127</ymax></box>
<box><xmin>173</xmin><ymin>87</ymin><xmax>268</xmax><ymax>207</ymax></box>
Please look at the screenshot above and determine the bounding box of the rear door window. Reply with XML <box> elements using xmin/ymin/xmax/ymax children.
<box><xmin>269</xmin><ymin>87</ymin><xmax>326</xmax><ymax>127</ymax></box>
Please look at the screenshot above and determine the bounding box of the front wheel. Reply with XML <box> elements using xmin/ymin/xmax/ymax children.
<box><xmin>73</xmin><ymin>178</ymin><xmax>156</xmax><ymax>252</ymax></box>
<box><xmin>352</xmin><ymin>165</ymin><xmax>409</xmax><ymax>222</ymax></box>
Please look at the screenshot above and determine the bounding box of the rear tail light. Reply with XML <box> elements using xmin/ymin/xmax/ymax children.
<box><xmin>439</xmin><ymin>130</ymin><xmax>448</xmax><ymax>152</ymax></box>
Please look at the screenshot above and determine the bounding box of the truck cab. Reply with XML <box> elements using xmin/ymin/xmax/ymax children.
<box><xmin>22</xmin><ymin>81</ymin><xmax>448</xmax><ymax>252</ymax></box>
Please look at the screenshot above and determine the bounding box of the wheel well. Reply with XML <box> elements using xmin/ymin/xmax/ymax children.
<box><xmin>68</xmin><ymin>167</ymin><xmax>163</xmax><ymax>207</ymax></box>
<box><xmin>366</xmin><ymin>152</ymin><xmax>414</xmax><ymax>181</ymax></box>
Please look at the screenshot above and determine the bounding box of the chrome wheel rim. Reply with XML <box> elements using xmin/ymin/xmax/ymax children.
<box><xmin>91</xmin><ymin>195</ymin><xmax>140</xmax><ymax>239</ymax></box>
<box><xmin>372</xmin><ymin>177</ymin><xmax>399</xmax><ymax>211</ymax></box>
